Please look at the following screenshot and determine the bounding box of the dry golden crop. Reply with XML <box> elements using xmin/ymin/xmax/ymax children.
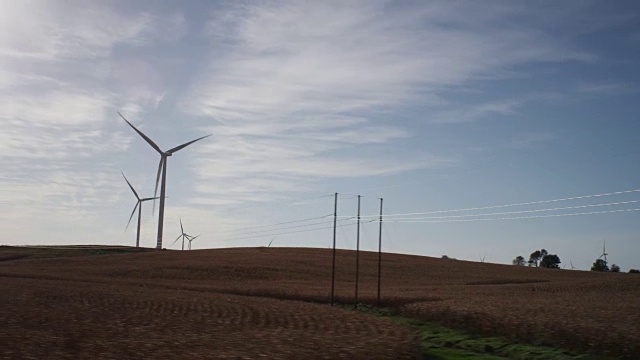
<box><xmin>1</xmin><ymin>246</ymin><xmax>639</xmax><ymax>358</ymax></box>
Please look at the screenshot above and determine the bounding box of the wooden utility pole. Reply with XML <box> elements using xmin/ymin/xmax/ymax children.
<box><xmin>377</xmin><ymin>197</ymin><xmax>383</xmax><ymax>307</ymax></box>
<box><xmin>354</xmin><ymin>195</ymin><xmax>361</xmax><ymax>309</ymax></box>
<box><xmin>330</xmin><ymin>192</ymin><xmax>338</xmax><ymax>306</ymax></box>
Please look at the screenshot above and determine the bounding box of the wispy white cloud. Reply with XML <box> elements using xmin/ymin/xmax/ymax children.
<box><xmin>176</xmin><ymin>1</ymin><xmax>595</xmax><ymax>202</ymax></box>
<box><xmin>0</xmin><ymin>1</ymin><xmax>151</xmax><ymax>61</ymax></box>
<box><xmin>0</xmin><ymin>1</ymin><xmax>185</xmax><ymax>231</ymax></box>
<box><xmin>0</xmin><ymin>1</ymin><xmax>186</xmax><ymax>158</ymax></box>
<box><xmin>185</xmin><ymin>2</ymin><xmax>591</xmax><ymax>120</ymax></box>
<box><xmin>431</xmin><ymin>99</ymin><xmax>523</xmax><ymax>124</ymax></box>
<box><xmin>577</xmin><ymin>82</ymin><xmax>636</xmax><ymax>95</ymax></box>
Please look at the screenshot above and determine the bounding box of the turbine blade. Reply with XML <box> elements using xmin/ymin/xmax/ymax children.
<box><xmin>167</xmin><ymin>134</ymin><xmax>212</xmax><ymax>154</ymax></box>
<box><xmin>121</xmin><ymin>171</ymin><xmax>140</xmax><ymax>200</ymax></box>
<box><xmin>118</xmin><ymin>112</ymin><xmax>163</xmax><ymax>154</ymax></box>
<box><xmin>170</xmin><ymin>234</ymin><xmax>182</xmax><ymax>247</ymax></box>
<box><xmin>141</xmin><ymin>197</ymin><xmax>161</xmax><ymax>201</ymax></box>
<box><xmin>190</xmin><ymin>235</ymin><xmax>201</xmax><ymax>240</ymax></box>
<box><xmin>180</xmin><ymin>217</ymin><xmax>184</xmax><ymax>234</ymax></box>
<box><xmin>126</xmin><ymin>202</ymin><xmax>139</xmax><ymax>231</ymax></box>
<box><xmin>152</xmin><ymin>157</ymin><xmax>164</xmax><ymax>214</ymax></box>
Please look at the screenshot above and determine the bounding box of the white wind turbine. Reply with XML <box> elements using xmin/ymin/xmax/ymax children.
<box><xmin>122</xmin><ymin>172</ymin><xmax>159</xmax><ymax>247</ymax></box>
<box><xmin>170</xmin><ymin>218</ymin><xmax>200</xmax><ymax>250</ymax></box>
<box><xmin>187</xmin><ymin>233</ymin><xmax>200</xmax><ymax>250</ymax></box>
<box><xmin>119</xmin><ymin>112</ymin><xmax>211</xmax><ymax>249</ymax></box>
<box><xmin>598</xmin><ymin>240</ymin><xmax>608</xmax><ymax>263</ymax></box>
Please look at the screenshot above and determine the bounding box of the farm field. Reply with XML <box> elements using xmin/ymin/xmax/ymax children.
<box><xmin>1</xmin><ymin>246</ymin><xmax>639</xmax><ymax>358</ymax></box>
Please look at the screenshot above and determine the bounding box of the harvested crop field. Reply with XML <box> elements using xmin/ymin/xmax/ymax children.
<box><xmin>2</xmin><ymin>246</ymin><xmax>639</xmax><ymax>358</ymax></box>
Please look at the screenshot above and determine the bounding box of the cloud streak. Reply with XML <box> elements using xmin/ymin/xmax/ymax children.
<box><xmin>175</xmin><ymin>1</ymin><xmax>596</xmax><ymax>203</ymax></box>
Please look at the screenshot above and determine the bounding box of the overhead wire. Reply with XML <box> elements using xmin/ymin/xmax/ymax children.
<box><xmin>222</xmin><ymin>219</ymin><xmax>378</xmax><ymax>241</ymax></box>
<box><xmin>221</xmin><ymin>214</ymin><xmax>333</xmax><ymax>232</ymax></box>
<box><xmin>216</xmin><ymin>193</ymin><xmax>369</xmax><ymax>237</ymax></box>
<box><xmin>387</xmin><ymin>208</ymin><xmax>640</xmax><ymax>223</ymax></box>
<box><xmin>348</xmin><ymin>188</ymin><xmax>640</xmax><ymax>219</ymax></box>
<box><xmin>378</xmin><ymin>199</ymin><xmax>640</xmax><ymax>221</ymax></box>
<box><xmin>216</xmin><ymin>217</ymin><xmax>355</xmax><ymax>236</ymax></box>
<box><xmin>216</xmin><ymin>192</ymin><xmax>358</xmax><ymax>234</ymax></box>
<box><xmin>219</xmin><ymin>193</ymin><xmax>335</xmax><ymax>215</ymax></box>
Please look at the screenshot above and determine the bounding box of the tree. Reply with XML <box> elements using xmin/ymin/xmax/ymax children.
<box><xmin>611</xmin><ymin>264</ymin><xmax>621</xmax><ymax>273</ymax></box>
<box><xmin>591</xmin><ymin>259</ymin><xmax>609</xmax><ymax>272</ymax></box>
<box><xmin>540</xmin><ymin>254</ymin><xmax>561</xmax><ymax>269</ymax></box>
<box><xmin>528</xmin><ymin>249</ymin><xmax>547</xmax><ymax>267</ymax></box>
<box><xmin>528</xmin><ymin>251</ymin><xmax>540</xmax><ymax>267</ymax></box>
<box><xmin>512</xmin><ymin>256</ymin><xmax>526</xmax><ymax>266</ymax></box>
<box><xmin>629</xmin><ymin>269</ymin><xmax>640</xmax><ymax>274</ymax></box>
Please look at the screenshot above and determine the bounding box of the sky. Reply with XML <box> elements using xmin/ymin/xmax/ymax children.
<box><xmin>1</xmin><ymin>0</ymin><xmax>639</xmax><ymax>271</ymax></box>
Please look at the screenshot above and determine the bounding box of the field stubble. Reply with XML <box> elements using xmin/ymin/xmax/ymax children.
<box><xmin>1</xmin><ymin>246</ymin><xmax>639</xmax><ymax>358</ymax></box>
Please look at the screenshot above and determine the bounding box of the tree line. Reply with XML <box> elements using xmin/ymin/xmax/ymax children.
<box><xmin>512</xmin><ymin>249</ymin><xmax>638</xmax><ymax>273</ymax></box>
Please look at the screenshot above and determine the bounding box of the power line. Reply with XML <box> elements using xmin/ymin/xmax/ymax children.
<box><xmin>217</xmin><ymin>193</ymin><xmax>363</xmax><ymax>234</ymax></box>
<box><xmin>351</xmin><ymin>188</ymin><xmax>640</xmax><ymax>218</ymax></box>
<box><xmin>387</xmin><ymin>208</ymin><xmax>640</xmax><ymax>223</ymax></box>
<box><xmin>217</xmin><ymin>217</ymin><xmax>356</xmax><ymax>236</ymax></box>
<box><xmin>222</xmin><ymin>214</ymin><xmax>333</xmax><ymax>232</ymax></box>
<box><xmin>220</xmin><ymin>193</ymin><xmax>334</xmax><ymax>214</ymax></box>
<box><xmin>381</xmin><ymin>200</ymin><xmax>640</xmax><ymax>220</ymax></box>
<box><xmin>223</xmin><ymin>219</ymin><xmax>378</xmax><ymax>241</ymax></box>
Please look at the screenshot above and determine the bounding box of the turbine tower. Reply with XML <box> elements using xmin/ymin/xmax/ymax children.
<box><xmin>122</xmin><ymin>171</ymin><xmax>158</xmax><ymax>247</ymax></box>
<box><xmin>187</xmin><ymin>234</ymin><xmax>200</xmax><ymax>250</ymax></box>
<box><xmin>598</xmin><ymin>240</ymin><xmax>608</xmax><ymax>263</ymax></box>
<box><xmin>119</xmin><ymin>112</ymin><xmax>211</xmax><ymax>249</ymax></box>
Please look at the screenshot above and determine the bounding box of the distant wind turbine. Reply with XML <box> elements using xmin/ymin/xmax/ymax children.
<box><xmin>171</xmin><ymin>218</ymin><xmax>188</xmax><ymax>250</ymax></box>
<box><xmin>598</xmin><ymin>239</ymin><xmax>608</xmax><ymax>263</ymax></box>
<box><xmin>187</xmin><ymin>234</ymin><xmax>200</xmax><ymax>250</ymax></box>
<box><xmin>119</xmin><ymin>112</ymin><xmax>211</xmax><ymax>249</ymax></box>
<box><xmin>268</xmin><ymin>237</ymin><xmax>276</xmax><ymax>248</ymax></box>
<box><xmin>170</xmin><ymin>218</ymin><xmax>200</xmax><ymax>250</ymax></box>
<box><xmin>122</xmin><ymin>171</ymin><xmax>158</xmax><ymax>247</ymax></box>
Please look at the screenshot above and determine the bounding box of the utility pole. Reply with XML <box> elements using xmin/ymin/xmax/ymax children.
<box><xmin>377</xmin><ymin>197</ymin><xmax>383</xmax><ymax>307</ymax></box>
<box><xmin>330</xmin><ymin>192</ymin><xmax>338</xmax><ymax>306</ymax></box>
<box><xmin>354</xmin><ymin>195</ymin><xmax>361</xmax><ymax>309</ymax></box>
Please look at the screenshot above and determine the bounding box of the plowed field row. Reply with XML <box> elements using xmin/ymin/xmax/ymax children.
<box><xmin>2</xmin><ymin>246</ymin><xmax>639</xmax><ymax>358</ymax></box>
<box><xmin>2</xmin><ymin>277</ymin><xmax>417</xmax><ymax>359</ymax></box>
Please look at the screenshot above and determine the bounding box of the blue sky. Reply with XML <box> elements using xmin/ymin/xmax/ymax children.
<box><xmin>1</xmin><ymin>0</ymin><xmax>638</xmax><ymax>270</ymax></box>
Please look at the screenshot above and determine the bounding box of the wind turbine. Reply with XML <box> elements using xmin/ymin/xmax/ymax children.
<box><xmin>570</xmin><ymin>260</ymin><xmax>576</xmax><ymax>270</ymax></box>
<box><xmin>119</xmin><ymin>112</ymin><xmax>211</xmax><ymax>249</ymax></box>
<box><xmin>268</xmin><ymin>237</ymin><xmax>276</xmax><ymax>248</ymax></box>
<box><xmin>170</xmin><ymin>218</ymin><xmax>200</xmax><ymax>250</ymax></box>
<box><xmin>187</xmin><ymin>234</ymin><xmax>200</xmax><ymax>250</ymax></box>
<box><xmin>122</xmin><ymin>171</ymin><xmax>158</xmax><ymax>247</ymax></box>
<box><xmin>172</xmin><ymin>218</ymin><xmax>188</xmax><ymax>250</ymax></box>
<box><xmin>598</xmin><ymin>240</ymin><xmax>608</xmax><ymax>263</ymax></box>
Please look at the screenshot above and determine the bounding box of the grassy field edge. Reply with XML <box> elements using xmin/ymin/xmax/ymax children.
<box><xmin>346</xmin><ymin>304</ymin><xmax>611</xmax><ymax>360</ymax></box>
